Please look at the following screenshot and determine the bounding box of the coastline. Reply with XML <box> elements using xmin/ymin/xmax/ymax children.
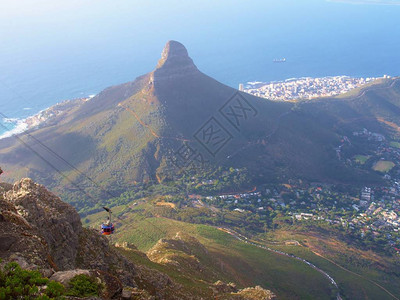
<box><xmin>0</xmin><ymin>74</ymin><xmax>397</xmax><ymax>140</ymax></box>
<box><xmin>0</xmin><ymin>96</ymin><xmax>94</xmax><ymax>140</ymax></box>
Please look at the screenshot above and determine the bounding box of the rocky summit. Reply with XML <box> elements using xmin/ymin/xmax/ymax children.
<box><xmin>155</xmin><ymin>40</ymin><xmax>199</xmax><ymax>77</ymax></box>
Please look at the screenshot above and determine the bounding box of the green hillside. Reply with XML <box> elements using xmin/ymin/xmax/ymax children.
<box><xmin>83</xmin><ymin>201</ymin><xmax>400</xmax><ymax>299</ymax></box>
<box><xmin>1</xmin><ymin>41</ymin><xmax>400</xmax><ymax>211</ymax></box>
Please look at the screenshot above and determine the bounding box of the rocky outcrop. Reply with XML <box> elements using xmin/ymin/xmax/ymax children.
<box><xmin>50</xmin><ymin>269</ymin><xmax>91</xmax><ymax>287</ymax></box>
<box><xmin>154</xmin><ymin>40</ymin><xmax>199</xmax><ymax>80</ymax></box>
<box><xmin>211</xmin><ymin>282</ymin><xmax>276</xmax><ymax>300</ymax></box>
<box><xmin>234</xmin><ymin>286</ymin><xmax>277</xmax><ymax>300</ymax></box>
<box><xmin>50</xmin><ymin>269</ymin><xmax>123</xmax><ymax>299</ymax></box>
<box><xmin>147</xmin><ymin>232</ymin><xmax>208</xmax><ymax>275</ymax></box>
<box><xmin>0</xmin><ymin>181</ymin><xmax>53</xmax><ymax>273</ymax></box>
<box><xmin>5</xmin><ymin>178</ymin><xmax>81</xmax><ymax>270</ymax></box>
<box><xmin>211</xmin><ymin>280</ymin><xmax>237</xmax><ymax>294</ymax></box>
<box><xmin>76</xmin><ymin>227</ymin><xmax>138</xmax><ymax>287</ymax></box>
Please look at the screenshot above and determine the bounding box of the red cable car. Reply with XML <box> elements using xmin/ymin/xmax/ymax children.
<box><xmin>101</xmin><ymin>207</ymin><xmax>115</xmax><ymax>235</ymax></box>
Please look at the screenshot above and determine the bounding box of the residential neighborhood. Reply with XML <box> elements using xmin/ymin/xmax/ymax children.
<box><xmin>241</xmin><ymin>76</ymin><xmax>385</xmax><ymax>101</ymax></box>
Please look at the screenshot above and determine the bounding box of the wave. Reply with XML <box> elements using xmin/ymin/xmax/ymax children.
<box><xmin>0</xmin><ymin>118</ymin><xmax>28</xmax><ymax>140</ymax></box>
<box><xmin>0</xmin><ymin>95</ymin><xmax>93</xmax><ymax>140</ymax></box>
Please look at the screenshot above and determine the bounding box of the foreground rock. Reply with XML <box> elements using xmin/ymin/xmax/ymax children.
<box><xmin>5</xmin><ymin>178</ymin><xmax>81</xmax><ymax>270</ymax></box>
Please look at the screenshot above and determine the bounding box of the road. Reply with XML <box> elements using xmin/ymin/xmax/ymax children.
<box><xmin>219</xmin><ymin>227</ymin><xmax>343</xmax><ymax>300</ymax></box>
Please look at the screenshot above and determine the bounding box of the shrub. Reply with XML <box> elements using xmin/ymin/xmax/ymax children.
<box><xmin>45</xmin><ymin>281</ymin><xmax>65</xmax><ymax>298</ymax></box>
<box><xmin>0</xmin><ymin>261</ymin><xmax>67</xmax><ymax>299</ymax></box>
<box><xmin>66</xmin><ymin>274</ymin><xmax>102</xmax><ymax>297</ymax></box>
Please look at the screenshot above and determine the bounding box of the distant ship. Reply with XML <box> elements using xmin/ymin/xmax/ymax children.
<box><xmin>273</xmin><ymin>58</ymin><xmax>286</xmax><ymax>63</ymax></box>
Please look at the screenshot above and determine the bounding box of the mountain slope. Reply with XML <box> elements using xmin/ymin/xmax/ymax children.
<box><xmin>1</xmin><ymin>41</ymin><xmax>398</xmax><ymax>208</ymax></box>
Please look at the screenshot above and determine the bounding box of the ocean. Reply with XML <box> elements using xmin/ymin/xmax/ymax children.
<box><xmin>1</xmin><ymin>0</ymin><xmax>399</xmax><ymax>137</ymax></box>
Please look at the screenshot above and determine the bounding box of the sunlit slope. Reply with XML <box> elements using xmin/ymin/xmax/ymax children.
<box><xmin>84</xmin><ymin>202</ymin><xmax>396</xmax><ymax>299</ymax></box>
<box><xmin>86</xmin><ymin>215</ymin><xmax>333</xmax><ymax>299</ymax></box>
<box><xmin>2</xmin><ymin>42</ymin><xmax>399</xmax><ymax>208</ymax></box>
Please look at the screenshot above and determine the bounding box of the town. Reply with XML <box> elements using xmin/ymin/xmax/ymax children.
<box><xmin>240</xmin><ymin>76</ymin><xmax>390</xmax><ymax>101</ymax></box>
<box><xmin>190</xmin><ymin>128</ymin><xmax>400</xmax><ymax>255</ymax></box>
<box><xmin>199</xmin><ymin>180</ymin><xmax>400</xmax><ymax>254</ymax></box>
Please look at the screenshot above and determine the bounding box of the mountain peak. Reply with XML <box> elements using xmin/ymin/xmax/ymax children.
<box><xmin>155</xmin><ymin>40</ymin><xmax>198</xmax><ymax>74</ymax></box>
<box><xmin>161</xmin><ymin>40</ymin><xmax>189</xmax><ymax>61</ymax></box>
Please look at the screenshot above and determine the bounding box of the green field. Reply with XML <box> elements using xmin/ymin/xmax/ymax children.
<box><xmin>390</xmin><ymin>141</ymin><xmax>400</xmax><ymax>149</ymax></box>
<box><xmin>354</xmin><ymin>155</ymin><xmax>371</xmax><ymax>165</ymax></box>
<box><xmin>372</xmin><ymin>160</ymin><xmax>395</xmax><ymax>173</ymax></box>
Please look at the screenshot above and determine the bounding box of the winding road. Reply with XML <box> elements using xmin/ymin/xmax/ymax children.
<box><xmin>219</xmin><ymin>227</ymin><xmax>343</xmax><ymax>299</ymax></box>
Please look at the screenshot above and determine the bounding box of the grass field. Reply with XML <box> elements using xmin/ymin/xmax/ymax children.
<box><xmin>354</xmin><ymin>155</ymin><xmax>370</xmax><ymax>165</ymax></box>
<box><xmin>372</xmin><ymin>160</ymin><xmax>395</xmax><ymax>173</ymax></box>
<box><xmin>390</xmin><ymin>141</ymin><xmax>400</xmax><ymax>149</ymax></box>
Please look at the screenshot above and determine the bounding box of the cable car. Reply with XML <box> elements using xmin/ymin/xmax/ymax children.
<box><xmin>101</xmin><ymin>207</ymin><xmax>115</xmax><ymax>235</ymax></box>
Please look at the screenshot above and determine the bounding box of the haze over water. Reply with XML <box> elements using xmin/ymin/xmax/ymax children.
<box><xmin>0</xmin><ymin>0</ymin><xmax>399</xmax><ymax>136</ymax></box>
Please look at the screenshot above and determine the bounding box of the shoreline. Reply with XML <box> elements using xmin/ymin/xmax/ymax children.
<box><xmin>0</xmin><ymin>95</ymin><xmax>94</xmax><ymax>140</ymax></box>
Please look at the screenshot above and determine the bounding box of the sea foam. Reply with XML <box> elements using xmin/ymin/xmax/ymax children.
<box><xmin>0</xmin><ymin>118</ymin><xmax>28</xmax><ymax>140</ymax></box>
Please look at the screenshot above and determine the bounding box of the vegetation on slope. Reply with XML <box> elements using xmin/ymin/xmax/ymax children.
<box><xmin>0</xmin><ymin>261</ymin><xmax>103</xmax><ymax>299</ymax></box>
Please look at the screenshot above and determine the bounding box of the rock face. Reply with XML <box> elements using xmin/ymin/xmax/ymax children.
<box><xmin>155</xmin><ymin>40</ymin><xmax>199</xmax><ymax>79</ymax></box>
<box><xmin>0</xmin><ymin>181</ymin><xmax>54</xmax><ymax>272</ymax></box>
<box><xmin>5</xmin><ymin>178</ymin><xmax>81</xmax><ymax>269</ymax></box>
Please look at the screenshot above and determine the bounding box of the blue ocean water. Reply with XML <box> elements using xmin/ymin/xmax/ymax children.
<box><xmin>0</xmin><ymin>0</ymin><xmax>399</xmax><ymax>136</ymax></box>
